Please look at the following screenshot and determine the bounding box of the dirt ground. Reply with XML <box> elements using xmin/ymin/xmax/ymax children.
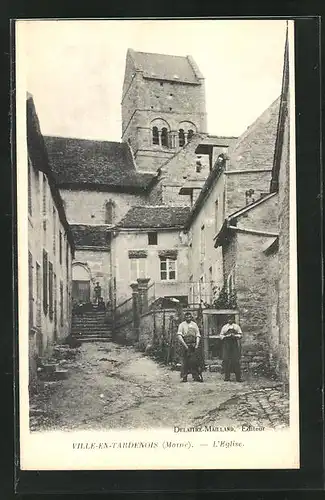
<box><xmin>30</xmin><ymin>342</ymin><xmax>289</xmax><ymax>432</ymax></box>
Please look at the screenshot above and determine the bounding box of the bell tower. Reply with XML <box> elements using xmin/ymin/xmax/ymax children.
<box><xmin>121</xmin><ymin>49</ymin><xmax>207</xmax><ymax>173</ymax></box>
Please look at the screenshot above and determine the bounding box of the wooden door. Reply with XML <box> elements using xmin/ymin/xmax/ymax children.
<box><xmin>72</xmin><ymin>280</ymin><xmax>90</xmax><ymax>303</ymax></box>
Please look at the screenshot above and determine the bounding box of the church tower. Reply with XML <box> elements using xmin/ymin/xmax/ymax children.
<box><xmin>121</xmin><ymin>49</ymin><xmax>207</xmax><ymax>173</ymax></box>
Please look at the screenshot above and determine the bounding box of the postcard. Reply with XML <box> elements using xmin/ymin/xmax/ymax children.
<box><xmin>16</xmin><ymin>18</ymin><xmax>299</xmax><ymax>470</ymax></box>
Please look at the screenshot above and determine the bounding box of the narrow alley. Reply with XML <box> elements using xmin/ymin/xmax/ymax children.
<box><xmin>30</xmin><ymin>341</ymin><xmax>289</xmax><ymax>432</ymax></box>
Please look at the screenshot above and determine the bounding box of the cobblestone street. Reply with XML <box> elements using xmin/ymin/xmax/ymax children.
<box><xmin>30</xmin><ymin>342</ymin><xmax>289</xmax><ymax>432</ymax></box>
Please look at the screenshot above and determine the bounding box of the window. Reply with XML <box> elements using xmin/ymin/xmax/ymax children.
<box><xmin>53</xmin><ymin>207</ymin><xmax>56</xmax><ymax>254</ymax></box>
<box><xmin>105</xmin><ymin>201</ymin><xmax>114</xmax><ymax>224</ymax></box>
<box><xmin>60</xmin><ymin>281</ymin><xmax>64</xmax><ymax>327</ymax></box>
<box><xmin>28</xmin><ymin>251</ymin><xmax>33</xmax><ymax>329</ymax></box>
<box><xmin>227</xmin><ymin>269</ymin><xmax>235</xmax><ymax>296</ymax></box>
<box><xmin>42</xmin><ymin>174</ymin><xmax>47</xmax><ymax>216</ymax></box>
<box><xmin>152</xmin><ymin>126</ymin><xmax>159</xmax><ymax>145</ymax></box>
<box><xmin>160</xmin><ymin>258</ymin><xmax>176</xmax><ymax>281</ymax></box>
<box><xmin>28</xmin><ymin>160</ymin><xmax>32</xmax><ymax>215</ymax></box>
<box><xmin>42</xmin><ymin>174</ymin><xmax>47</xmax><ymax>232</ymax></box>
<box><xmin>59</xmin><ymin>231</ymin><xmax>62</xmax><ymax>264</ymax></box>
<box><xmin>178</xmin><ymin>129</ymin><xmax>185</xmax><ymax>147</ymax></box>
<box><xmin>49</xmin><ymin>262</ymin><xmax>53</xmax><ymax>321</ymax></box>
<box><xmin>200</xmin><ymin>225</ymin><xmax>205</xmax><ymax>260</ymax></box>
<box><xmin>161</xmin><ymin>127</ymin><xmax>168</xmax><ymax>147</ymax></box>
<box><xmin>215</xmin><ymin>198</ymin><xmax>219</xmax><ymax>232</ymax></box>
<box><xmin>187</xmin><ymin>129</ymin><xmax>194</xmax><ymax>141</ymax></box>
<box><xmin>43</xmin><ymin>249</ymin><xmax>48</xmax><ymax>315</ymax></box>
<box><xmin>66</xmin><ymin>239</ymin><xmax>69</xmax><ymax>280</ymax></box>
<box><xmin>148</xmin><ymin>232</ymin><xmax>158</xmax><ymax>245</ymax></box>
<box><xmin>36</xmin><ymin>262</ymin><xmax>41</xmax><ymax>328</ymax></box>
<box><xmin>53</xmin><ymin>273</ymin><xmax>57</xmax><ymax>333</ymax></box>
<box><xmin>66</xmin><ymin>284</ymin><xmax>69</xmax><ymax>323</ymax></box>
<box><xmin>130</xmin><ymin>258</ymin><xmax>146</xmax><ymax>281</ymax></box>
<box><xmin>189</xmin><ymin>275</ymin><xmax>194</xmax><ymax>304</ymax></box>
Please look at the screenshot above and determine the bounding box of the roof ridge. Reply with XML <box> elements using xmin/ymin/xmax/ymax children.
<box><xmin>230</xmin><ymin>96</ymin><xmax>280</xmax><ymax>154</ymax></box>
<box><xmin>44</xmin><ymin>135</ymin><xmax>124</xmax><ymax>145</ymax></box>
<box><xmin>131</xmin><ymin>49</ymin><xmax>189</xmax><ymax>59</ymax></box>
<box><xmin>228</xmin><ymin>192</ymin><xmax>277</xmax><ymax>220</ymax></box>
<box><xmin>157</xmin><ymin>132</ymin><xmax>207</xmax><ymax>172</ymax></box>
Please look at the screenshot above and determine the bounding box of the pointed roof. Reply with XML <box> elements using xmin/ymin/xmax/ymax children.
<box><xmin>228</xmin><ymin>96</ymin><xmax>281</xmax><ymax>172</ymax></box>
<box><xmin>270</xmin><ymin>24</ymin><xmax>290</xmax><ymax>192</ymax></box>
<box><xmin>128</xmin><ymin>49</ymin><xmax>201</xmax><ymax>84</ymax></box>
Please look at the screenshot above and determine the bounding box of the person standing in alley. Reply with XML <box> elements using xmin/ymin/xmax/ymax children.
<box><xmin>94</xmin><ymin>281</ymin><xmax>101</xmax><ymax>305</ymax></box>
<box><xmin>177</xmin><ymin>312</ymin><xmax>203</xmax><ymax>383</ymax></box>
<box><xmin>220</xmin><ymin>317</ymin><xmax>243</xmax><ymax>382</ymax></box>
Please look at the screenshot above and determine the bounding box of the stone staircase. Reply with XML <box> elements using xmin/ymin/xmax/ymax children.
<box><xmin>71</xmin><ymin>309</ymin><xmax>112</xmax><ymax>342</ymax></box>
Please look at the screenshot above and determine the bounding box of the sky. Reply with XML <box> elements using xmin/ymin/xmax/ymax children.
<box><xmin>19</xmin><ymin>19</ymin><xmax>287</xmax><ymax>141</ymax></box>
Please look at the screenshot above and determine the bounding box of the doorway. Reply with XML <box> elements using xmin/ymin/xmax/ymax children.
<box><xmin>72</xmin><ymin>280</ymin><xmax>90</xmax><ymax>303</ymax></box>
<box><xmin>72</xmin><ymin>263</ymin><xmax>91</xmax><ymax>303</ymax></box>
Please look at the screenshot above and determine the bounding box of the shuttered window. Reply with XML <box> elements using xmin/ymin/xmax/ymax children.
<box><xmin>28</xmin><ymin>160</ymin><xmax>32</xmax><ymax>216</ymax></box>
<box><xmin>28</xmin><ymin>251</ymin><xmax>33</xmax><ymax>329</ymax></box>
<box><xmin>42</xmin><ymin>249</ymin><xmax>48</xmax><ymax>315</ymax></box>
<box><xmin>49</xmin><ymin>262</ymin><xmax>53</xmax><ymax>321</ymax></box>
<box><xmin>60</xmin><ymin>281</ymin><xmax>64</xmax><ymax>327</ymax></box>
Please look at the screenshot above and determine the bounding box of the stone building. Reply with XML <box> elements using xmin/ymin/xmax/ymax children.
<box><xmin>44</xmin><ymin>49</ymin><xmax>235</xmax><ymax>307</ymax></box>
<box><xmin>214</xmin><ymin>193</ymin><xmax>279</xmax><ymax>370</ymax></box>
<box><xmin>44</xmin><ymin>136</ymin><xmax>154</xmax><ymax>305</ymax></box>
<box><xmin>121</xmin><ymin>49</ymin><xmax>207</xmax><ymax>172</ymax></box>
<box><xmin>27</xmin><ymin>94</ymin><xmax>75</xmax><ymax>384</ymax></box>
<box><xmin>264</xmin><ymin>31</ymin><xmax>290</xmax><ymax>382</ymax></box>
<box><xmin>112</xmin><ymin>206</ymin><xmax>190</xmax><ymax>305</ymax></box>
<box><xmin>211</xmin><ymin>32</ymin><xmax>291</xmax><ymax>378</ymax></box>
<box><xmin>180</xmin><ymin>96</ymin><xmax>281</xmax><ymax>305</ymax></box>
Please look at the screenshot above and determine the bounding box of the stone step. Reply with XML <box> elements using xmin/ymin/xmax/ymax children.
<box><xmin>73</xmin><ymin>336</ymin><xmax>112</xmax><ymax>343</ymax></box>
<box><xmin>72</xmin><ymin>312</ymin><xmax>108</xmax><ymax>317</ymax></box>
<box><xmin>71</xmin><ymin>319</ymin><xmax>112</xmax><ymax>324</ymax></box>
<box><xmin>71</xmin><ymin>326</ymin><xmax>112</xmax><ymax>332</ymax></box>
<box><xmin>72</xmin><ymin>314</ymin><xmax>109</xmax><ymax>319</ymax></box>
<box><xmin>72</xmin><ymin>321</ymin><xmax>111</xmax><ymax>326</ymax></box>
<box><xmin>72</xmin><ymin>332</ymin><xmax>112</xmax><ymax>337</ymax></box>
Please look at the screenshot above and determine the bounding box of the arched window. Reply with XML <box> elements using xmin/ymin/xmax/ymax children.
<box><xmin>105</xmin><ymin>201</ymin><xmax>114</xmax><ymax>224</ymax></box>
<box><xmin>178</xmin><ymin>129</ymin><xmax>185</xmax><ymax>147</ymax></box>
<box><xmin>161</xmin><ymin>127</ymin><xmax>168</xmax><ymax>147</ymax></box>
<box><xmin>187</xmin><ymin>129</ymin><xmax>194</xmax><ymax>142</ymax></box>
<box><xmin>152</xmin><ymin>126</ymin><xmax>159</xmax><ymax>145</ymax></box>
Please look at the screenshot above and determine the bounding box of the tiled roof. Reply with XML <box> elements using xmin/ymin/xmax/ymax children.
<box><xmin>43</xmin><ymin>136</ymin><xmax>155</xmax><ymax>191</ymax></box>
<box><xmin>117</xmin><ymin>206</ymin><xmax>191</xmax><ymax>229</ymax></box>
<box><xmin>130</xmin><ymin>50</ymin><xmax>200</xmax><ymax>84</ymax></box>
<box><xmin>70</xmin><ymin>224</ymin><xmax>110</xmax><ymax>248</ymax></box>
<box><xmin>227</xmin><ymin>97</ymin><xmax>281</xmax><ymax>171</ymax></box>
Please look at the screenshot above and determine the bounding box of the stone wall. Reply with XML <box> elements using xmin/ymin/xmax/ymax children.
<box><xmin>235</xmin><ymin>194</ymin><xmax>278</xmax><ymax>232</ymax></box>
<box><xmin>225</xmin><ymin>170</ymin><xmax>272</xmax><ymax>216</ymax></box>
<box><xmin>121</xmin><ymin>50</ymin><xmax>207</xmax><ymax>172</ymax></box>
<box><xmin>148</xmin><ymin>134</ymin><xmax>209</xmax><ymax>204</ymax></box>
<box><xmin>276</xmin><ymin>101</ymin><xmax>290</xmax><ymax>383</ymax></box>
<box><xmin>138</xmin><ymin>308</ymin><xmax>177</xmax><ymax>344</ymax></box>
<box><xmin>60</xmin><ymin>189</ymin><xmax>145</xmax><ymax>226</ymax></box>
<box><xmin>28</xmin><ymin>158</ymin><xmax>73</xmax><ymax>385</ymax></box>
<box><xmin>111</xmin><ymin>229</ymin><xmax>189</xmax><ymax>305</ymax></box>
<box><xmin>265</xmin><ymin>247</ymin><xmax>281</xmax><ymax>376</ymax></box>
<box><xmin>236</xmin><ymin>232</ymin><xmax>277</xmax><ymax>372</ymax></box>
<box><xmin>222</xmin><ymin>230</ymin><xmax>278</xmax><ymax>374</ymax></box>
<box><xmin>73</xmin><ymin>249</ymin><xmax>111</xmax><ymax>303</ymax></box>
